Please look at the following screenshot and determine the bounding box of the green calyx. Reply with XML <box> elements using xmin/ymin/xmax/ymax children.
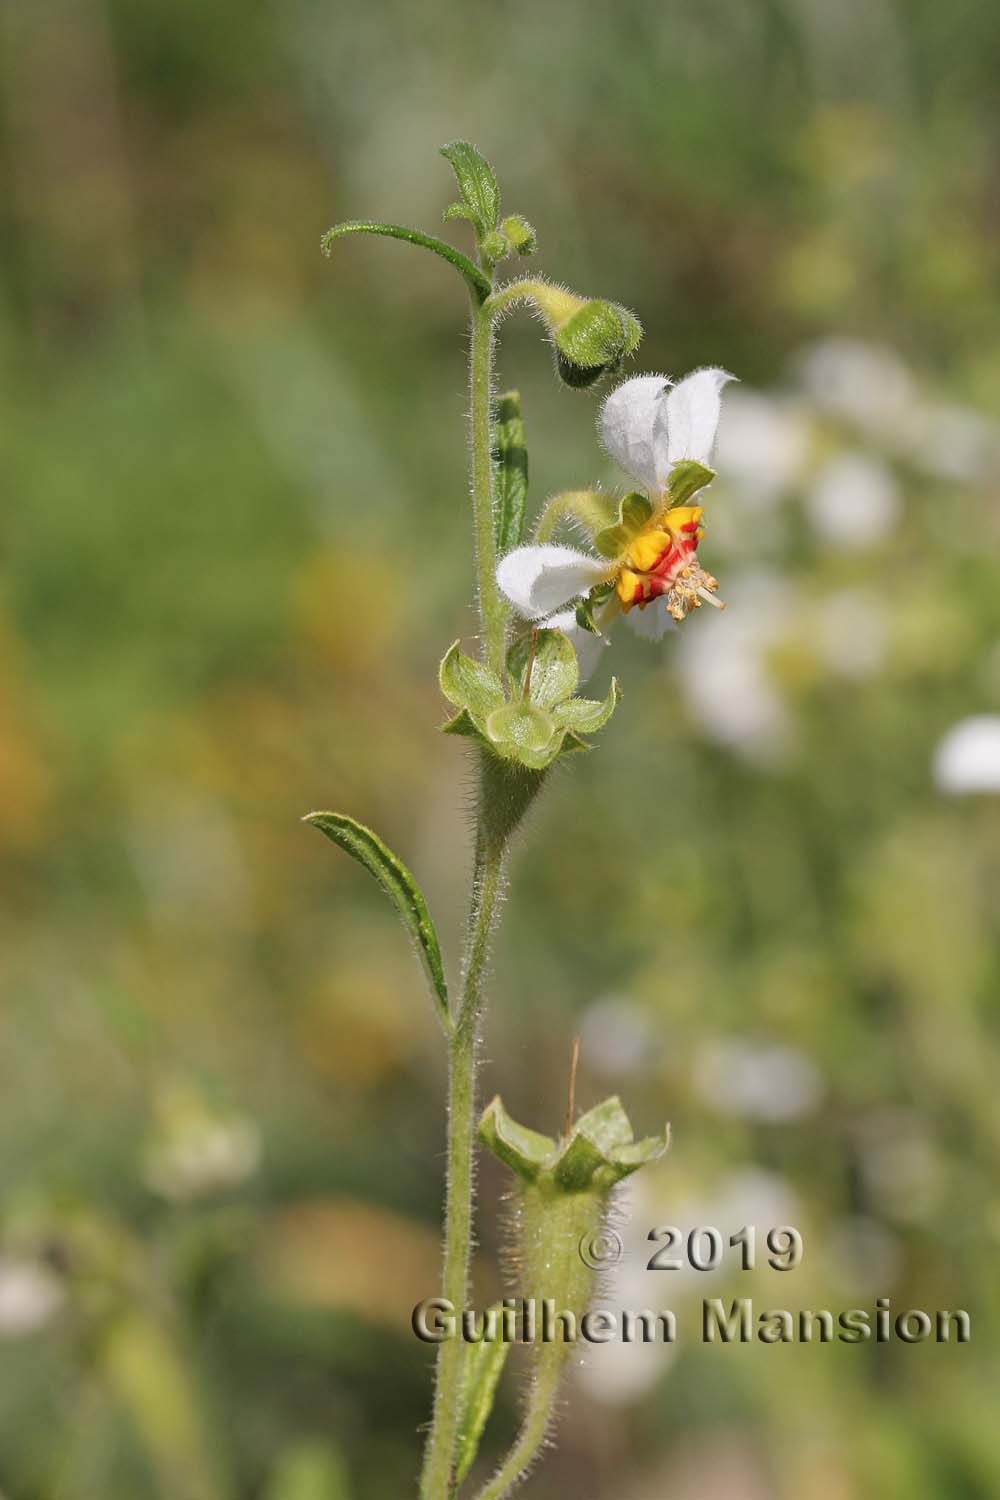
<box><xmin>555</xmin><ymin>301</ymin><xmax>643</xmax><ymax>388</ymax></box>
<box><xmin>439</xmin><ymin>631</ymin><xmax>620</xmax><ymax>771</ymax></box>
<box><xmin>486</xmin><ymin>279</ymin><xmax>642</xmax><ymax>387</ymax></box>
<box><xmin>478</xmin><ymin>1094</ymin><xmax>669</xmax><ymax>1193</ymax></box>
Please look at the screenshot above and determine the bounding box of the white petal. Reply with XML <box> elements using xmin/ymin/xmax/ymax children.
<box><xmin>661</xmin><ymin>367</ymin><xmax>736</xmax><ymax>471</ymax></box>
<box><xmin>496</xmin><ymin>545</ymin><xmax>610</xmax><ymax>620</ymax></box>
<box><xmin>598</xmin><ymin>375</ymin><xmax>671</xmax><ymax>490</ymax></box>
<box><xmin>623</xmin><ymin>599</ymin><xmax>676</xmax><ymax>641</ymax></box>
<box><xmin>547</xmin><ymin>608</ymin><xmax>610</xmax><ymax>683</ymax></box>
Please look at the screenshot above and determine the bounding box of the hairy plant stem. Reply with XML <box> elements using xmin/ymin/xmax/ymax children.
<box><xmin>471</xmin><ymin>1355</ymin><xmax>561</xmax><ymax>1500</ymax></box>
<box><xmin>469</xmin><ymin>297</ymin><xmax>507</xmax><ymax>679</ymax></box>
<box><xmin>419</xmin><ymin>279</ymin><xmax>532</xmax><ymax>1500</ymax></box>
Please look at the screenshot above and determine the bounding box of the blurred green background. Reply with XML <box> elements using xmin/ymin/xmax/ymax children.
<box><xmin>1</xmin><ymin>1</ymin><xmax>999</xmax><ymax>1496</ymax></box>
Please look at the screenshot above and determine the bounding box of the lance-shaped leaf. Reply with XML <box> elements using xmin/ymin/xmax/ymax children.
<box><xmin>320</xmin><ymin>221</ymin><xmax>491</xmax><ymax>304</ymax></box>
<box><xmin>453</xmin><ymin>1312</ymin><xmax>512</xmax><ymax>1485</ymax></box>
<box><xmin>304</xmin><ymin>813</ymin><xmax>450</xmax><ymax>1033</ymax></box>
<box><xmin>440</xmin><ymin>140</ymin><xmax>500</xmax><ymax>239</ymax></box>
<box><xmin>492</xmin><ymin>391</ymin><xmax>528</xmax><ymax>557</ymax></box>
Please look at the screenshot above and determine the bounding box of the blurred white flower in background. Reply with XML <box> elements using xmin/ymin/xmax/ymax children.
<box><xmin>796</xmin><ymin>338</ymin><xmax>916</xmax><ymax>440</ymax></box>
<box><xmin>675</xmin><ymin>571</ymin><xmax>795</xmax><ymax>762</ymax></box>
<box><xmin>143</xmin><ymin>1083</ymin><xmax>261</xmax><ymax>1202</ymax></box>
<box><xmin>932</xmin><ymin>715</ymin><xmax>1000</xmax><ymax>794</ymax></box>
<box><xmin>574</xmin><ymin>1168</ymin><xmax>798</xmax><ymax>1405</ymax></box>
<box><xmin>0</xmin><ymin>1257</ymin><xmax>64</xmax><ymax>1338</ymax></box>
<box><xmin>806</xmin><ymin>451</ymin><xmax>901</xmax><ymax>547</ymax></box>
<box><xmin>692</xmin><ymin>1037</ymin><xmax>824</xmax><ymax>1122</ymax></box>
<box><xmin>578</xmin><ymin>994</ymin><xmax>657</xmax><ymax>1078</ymax></box>
<box><xmin>900</xmin><ymin>400</ymin><xmax>1000</xmax><ymax>484</ymax></box>
<box><xmin>714</xmin><ymin>387</ymin><xmax>811</xmax><ymax>509</ymax></box>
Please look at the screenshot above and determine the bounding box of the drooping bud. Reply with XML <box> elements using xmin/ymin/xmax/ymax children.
<box><xmin>508</xmin><ymin>280</ymin><xmax>642</xmax><ymax>388</ymax></box>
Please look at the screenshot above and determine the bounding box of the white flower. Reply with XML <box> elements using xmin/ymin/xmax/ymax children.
<box><xmin>932</xmin><ymin>715</ymin><xmax>1000</xmax><ymax>794</ymax></box>
<box><xmin>496</xmin><ymin>368</ymin><xmax>735</xmax><ymax>674</ymax></box>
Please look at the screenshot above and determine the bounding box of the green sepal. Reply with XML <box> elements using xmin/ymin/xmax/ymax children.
<box><xmin>484</xmin><ymin>703</ymin><xmax>563</xmax><ymax>771</ymax></box>
<box><xmin>441</xmin><ymin>708</ymin><xmax>484</xmax><ymax>738</ymax></box>
<box><xmin>501</xmin><ymin>214</ymin><xmax>537</xmax><ymax>256</ymax></box>
<box><xmin>478</xmin><ymin>1094</ymin><xmax>669</xmax><ymax>1192</ymax></box>
<box><xmin>439</xmin><ymin>641</ymin><xmax>505</xmax><ymax>718</ymax></box>
<box><xmin>440</xmin><ymin>140</ymin><xmax>500</xmax><ymax>239</ymax></box>
<box><xmin>303</xmin><ymin>813</ymin><xmax>450</xmax><ymax>1033</ymax></box>
<box><xmin>551</xmin><ymin>678</ymin><xmax>621</xmax><ymax>735</ymax></box>
<box><xmin>594</xmin><ymin>492</ymin><xmax>655</xmax><ymax>560</ymax></box>
<box><xmin>454</xmin><ymin>1312</ymin><xmax>512</xmax><ymax>1485</ymax></box>
<box><xmin>506</xmin><ymin>629</ymin><xmax>579</xmax><ymax>709</ymax></box>
<box><xmin>320</xmin><ymin>220</ymin><xmax>491</xmax><ymax>303</ymax></box>
<box><xmin>558</xmin><ymin>731</ymin><xmax>592</xmax><ymax>756</ymax></box>
<box><xmin>492</xmin><ymin>391</ymin><xmax>528</xmax><ymax>557</ymax></box>
<box><xmin>478</xmin><ymin>1096</ymin><xmax>556</xmax><ymax>1181</ymax></box>
<box><xmin>442</xmin><ymin>699</ymin><xmax>568</xmax><ymax>773</ymax></box>
<box><xmin>555</xmin><ymin>302</ymin><xmax>642</xmax><ymax>388</ymax></box>
<box><xmin>668</xmin><ymin>459</ymin><xmax>715</xmax><ymax>506</ymax></box>
<box><xmin>574</xmin><ymin>578</ymin><xmax>616</xmax><ymax>633</ymax></box>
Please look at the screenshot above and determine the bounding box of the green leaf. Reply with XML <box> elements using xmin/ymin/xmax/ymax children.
<box><xmin>304</xmin><ymin>813</ymin><xmax>450</xmax><ymax>1032</ymax></box>
<box><xmin>454</xmin><ymin>1313</ymin><xmax>512</xmax><ymax>1485</ymax></box>
<box><xmin>443</xmin><ymin>201</ymin><xmax>480</xmax><ymax>225</ymax></box>
<box><xmin>551</xmin><ymin>678</ymin><xmax>621</xmax><ymax>735</ymax></box>
<box><xmin>439</xmin><ymin>642</ymin><xmax>505</xmax><ymax>718</ymax></box>
<box><xmin>440</xmin><ymin>140</ymin><xmax>500</xmax><ymax>238</ymax></box>
<box><xmin>668</xmin><ymin>459</ymin><xmax>715</xmax><ymax>506</ymax></box>
<box><xmin>492</xmin><ymin>391</ymin><xmax>528</xmax><ymax>557</ymax></box>
<box><xmin>507</xmin><ymin>629</ymin><xmax>579</xmax><ymax>709</ymax></box>
<box><xmin>594</xmin><ymin>492</ymin><xmax>655</xmax><ymax>559</ymax></box>
<box><xmin>320</xmin><ymin>220</ymin><xmax>491</xmax><ymax>304</ymax></box>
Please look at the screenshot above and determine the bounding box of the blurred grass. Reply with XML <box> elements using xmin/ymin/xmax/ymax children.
<box><xmin>0</xmin><ymin>0</ymin><xmax>999</xmax><ymax>1496</ymax></box>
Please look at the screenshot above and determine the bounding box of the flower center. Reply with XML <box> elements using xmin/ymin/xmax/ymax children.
<box><xmin>614</xmin><ymin>505</ymin><xmax>724</xmax><ymax>621</ymax></box>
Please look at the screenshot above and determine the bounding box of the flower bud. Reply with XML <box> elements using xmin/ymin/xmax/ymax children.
<box><xmin>506</xmin><ymin>281</ymin><xmax>642</xmax><ymax>386</ymax></box>
<box><xmin>501</xmin><ymin>214</ymin><xmax>537</xmax><ymax>256</ymax></box>
<box><xmin>481</xmin><ymin>229</ymin><xmax>509</xmax><ymax>263</ymax></box>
